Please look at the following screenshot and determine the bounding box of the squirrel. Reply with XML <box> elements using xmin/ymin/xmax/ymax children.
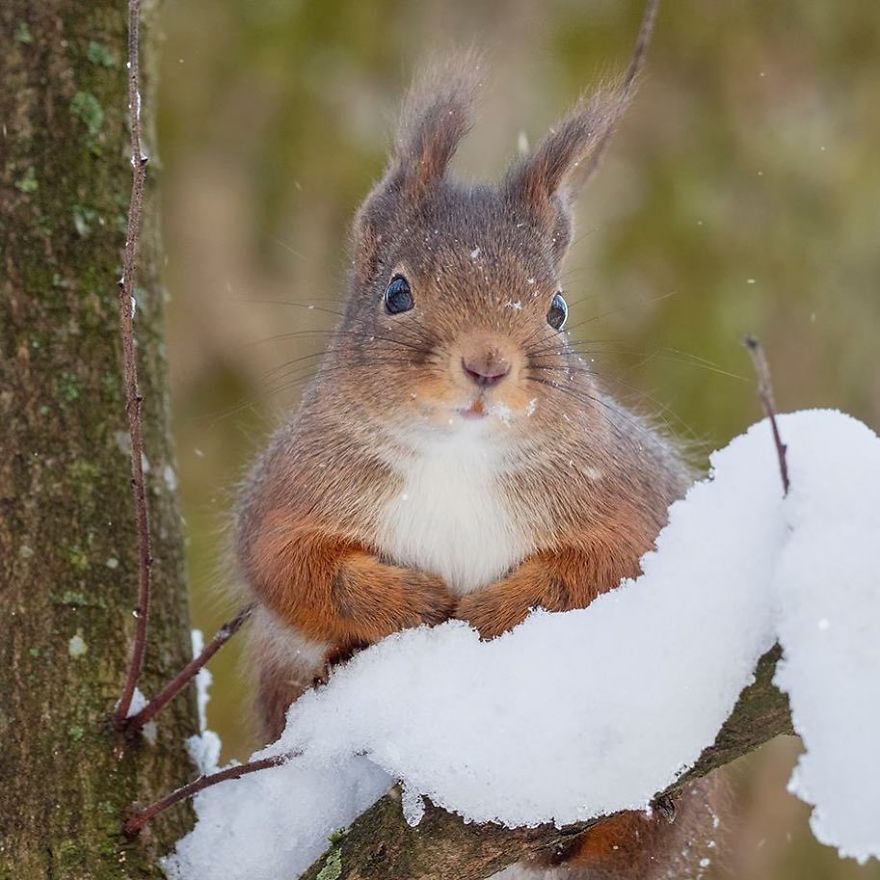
<box><xmin>235</xmin><ymin>2</ymin><xmax>719</xmax><ymax>876</ymax></box>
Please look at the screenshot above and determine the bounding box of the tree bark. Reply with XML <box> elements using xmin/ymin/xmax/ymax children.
<box><xmin>300</xmin><ymin>648</ymin><xmax>792</xmax><ymax>880</ymax></box>
<box><xmin>0</xmin><ymin>2</ymin><xmax>198</xmax><ymax>878</ymax></box>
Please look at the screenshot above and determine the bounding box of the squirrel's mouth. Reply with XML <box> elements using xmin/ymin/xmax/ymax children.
<box><xmin>455</xmin><ymin>398</ymin><xmax>519</xmax><ymax>424</ymax></box>
<box><xmin>457</xmin><ymin>399</ymin><xmax>486</xmax><ymax>420</ymax></box>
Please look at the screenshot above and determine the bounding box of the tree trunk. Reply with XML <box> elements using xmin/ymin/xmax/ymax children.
<box><xmin>0</xmin><ymin>2</ymin><xmax>198</xmax><ymax>877</ymax></box>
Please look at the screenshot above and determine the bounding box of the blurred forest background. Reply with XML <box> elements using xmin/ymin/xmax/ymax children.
<box><xmin>154</xmin><ymin>2</ymin><xmax>879</xmax><ymax>878</ymax></box>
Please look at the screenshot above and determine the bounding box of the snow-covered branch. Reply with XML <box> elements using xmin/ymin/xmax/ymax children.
<box><xmin>165</xmin><ymin>410</ymin><xmax>880</xmax><ymax>880</ymax></box>
<box><xmin>296</xmin><ymin>646</ymin><xmax>790</xmax><ymax>880</ymax></box>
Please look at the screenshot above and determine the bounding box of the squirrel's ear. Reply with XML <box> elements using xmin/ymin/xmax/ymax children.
<box><xmin>387</xmin><ymin>53</ymin><xmax>480</xmax><ymax>196</ymax></box>
<box><xmin>505</xmin><ymin>0</ymin><xmax>660</xmax><ymax>262</ymax></box>
<box><xmin>352</xmin><ymin>54</ymin><xmax>481</xmax><ymax>280</ymax></box>
<box><xmin>503</xmin><ymin>84</ymin><xmax>631</xmax><ymax>261</ymax></box>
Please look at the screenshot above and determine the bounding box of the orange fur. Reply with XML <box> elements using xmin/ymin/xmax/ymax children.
<box><xmin>552</xmin><ymin>779</ymin><xmax>718</xmax><ymax>880</ymax></box>
<box><xmin>455</xmin><ymin>528</ymin><xmax>647</xmax><ymax>639</ymax></box>
<box><xmin>251</xmin><ymin>511</ymin><xmax>455</xmax><ymax>653</ymax></box>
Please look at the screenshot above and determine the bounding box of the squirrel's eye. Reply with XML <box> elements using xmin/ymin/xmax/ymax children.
<box><xmin>384</xmin><ymin>275</ymin><xmax>414</xmax><ymax>315</ymax></box>
<box><xmin>547</xmin><ymin>292</ymin><xmax>568</xmax><ymax>330</ymax></box>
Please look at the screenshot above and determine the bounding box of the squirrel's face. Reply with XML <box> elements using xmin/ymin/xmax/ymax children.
<box><xmin>326</xmin><ymin>58</ymin><xmax>630</xmax><ymax>445</ymax></box>
<box><xmin>338</xmin><ymin>185</ymin><xmax>577</xmax><ymax>442</ymax></box>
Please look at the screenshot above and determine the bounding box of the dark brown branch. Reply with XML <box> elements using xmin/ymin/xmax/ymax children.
<box><xmin>114</xmin><ymin>0</ymin><xmax>153</xmax><ymax>727</ymax></box>
<box><xmin>125</xmin><ymin>603</ymin><xmax>256</xmax><ymax>733</ymax></box>
<box><xmin>299</xmin><ymin>647</ymin><xmax>791</xmax><ymax>880</ymax></box>
<box><xmin>743</xmin><ymin>335</ymin><xmax>790</xmax><ymax>495</ymax></box>
<box><xmin>123</xmin><ymin>752</ymin><xmax>298</xmax><ymax>838</ymax></box>
<box><xmin>579</xmin><ymin>0</ymin><xmax>661</xmax><ymax>187</ymax></box>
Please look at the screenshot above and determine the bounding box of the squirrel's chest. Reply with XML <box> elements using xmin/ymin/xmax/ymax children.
<box><xmin>376</xmin><ymin>433</ymin><xmax>532</xmax><ymax>596</ymax></box>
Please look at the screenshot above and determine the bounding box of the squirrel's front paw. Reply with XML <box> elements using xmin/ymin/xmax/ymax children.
<box><xmin>455</xmin><ymin>588</ymin><xmax>531</xmax><ymax>640</ymax></box>
<box><xmin>409</xmin><ymin>574</ymin><xmax>456</xmax><ymax>626</ymax></box>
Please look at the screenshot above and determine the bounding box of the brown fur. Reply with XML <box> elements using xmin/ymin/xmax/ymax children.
<box><xmin>234</xmin><ymin>3</ymin><xmax>719</xmax><ymax>876</ymax></box>
<box><xmin>526</xmin><ymin>778</ymin><xmax>721</xmax><ymax>880</ymax></box>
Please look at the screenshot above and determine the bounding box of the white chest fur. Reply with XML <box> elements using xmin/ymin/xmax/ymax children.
<box><xmin>377</xmin><ymin>427</ymin><xmax>532</xmax><ymax>596</ymax></box>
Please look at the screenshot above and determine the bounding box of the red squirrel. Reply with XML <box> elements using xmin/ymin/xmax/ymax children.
<box><xmin>235</xmin><ymin>2</ymin><xmax>718</xmax><ymax>876</ymax></box>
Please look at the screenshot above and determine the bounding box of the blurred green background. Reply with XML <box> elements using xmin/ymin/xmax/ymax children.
<box><xmin>155</xmin><ymin>1</ymin><xmax>880</xmax><ymax>878</ymax></box>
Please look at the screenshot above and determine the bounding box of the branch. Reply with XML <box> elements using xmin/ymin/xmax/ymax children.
<box><xmin>121</xmin><ymin>647</ymin><xmax>788</xmax><ymax>852</ymax></box>
<box><xmin>743</xmin><ymin>335</ymin><xmax>790</xmax><ymax>495</ymax></box>
<box><xmin>123</xmin><ymin>752</ymin><xmax>297</xmax><ymax>838</ymax></box>
<box><xmin>125</xmin><ymin>603</ymin><xmax>256</xmax><ymax>733</ymax></box>
<box><xmin>113</xmin><ymin>0</ymin><xmax>153</xmax><ymax>726</ymax></box>
<box><xmin>299</xmin><ymin>647</ymin><xmax>791</xmax><ymax>880</ymax></box>
<box><xmin>120</xmin><ymin>647</ymin><xmax>789</xmax><ymax>847</ymax></box>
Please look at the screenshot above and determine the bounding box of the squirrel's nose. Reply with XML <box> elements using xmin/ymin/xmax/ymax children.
<box><xmin>461</xmin><ymin>356</ymin><xmax>511</xmax><ymax>388</ymax></box>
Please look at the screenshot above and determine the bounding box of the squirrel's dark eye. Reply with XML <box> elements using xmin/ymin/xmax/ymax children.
<box><xmin>547</xmin><ymin>292</ymin><xmax>568</xmax><ymax>330</ymax></box>
<box><xmin>384</xmin><ymin>275</ymin><xmax>414</xmax><ymax>315</ymax></box>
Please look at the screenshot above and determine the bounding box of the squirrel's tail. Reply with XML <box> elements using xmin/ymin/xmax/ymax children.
<box><xmin>493</xmin><ymin>775</ymin><xmax>725</xmax><ymax>880</ymax></box>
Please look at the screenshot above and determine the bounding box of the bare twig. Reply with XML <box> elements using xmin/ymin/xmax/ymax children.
<box><xmin>123</xmin><ymin>751</ymin><xmax>299</xmax><ymax>838</ymax></box>
<box><xmin>125</xmin><ymin>603</ymin><xmax>256</xmax><ymax>733</ymax></box>
<box><xmin>579</xmin><ymin>0</ymin><xmax>661</xmax><ymax>186</ymax></box>
<box><xmin>114</xmin><ymin>0</ymin><xmax>153</xmax><ymax>726</ymax></box>
<box><xmin>743</xmin><ymin>335</ymin><xmax>790</xmax><ymax>495</ymax></box>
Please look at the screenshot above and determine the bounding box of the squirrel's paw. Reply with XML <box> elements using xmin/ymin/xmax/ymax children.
<box><xmin>408</xmin><ymin>574</ymin><xmax>456</xmax><ymax>626</ymax></box>
<box><xmin>454</xmin><ymin>587</ymin><xmax>533</xmax><ymax>640</ymax></box>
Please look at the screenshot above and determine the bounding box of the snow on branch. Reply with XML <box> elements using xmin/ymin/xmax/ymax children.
<box><xmin>163</xmin><ymin>410</ymin><xmax>880</xmax><ymax>880</ymax></box>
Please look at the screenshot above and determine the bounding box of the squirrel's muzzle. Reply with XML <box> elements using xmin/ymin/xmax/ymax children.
<box><xmin>461</xmin><ymin>355</ymin><xmax>511</xmax><ymax>388</ymax></box>
<box><xmin>457</xmin><ymin>334</ymin><xmax>517</xmax><ymax>390</ymax></box>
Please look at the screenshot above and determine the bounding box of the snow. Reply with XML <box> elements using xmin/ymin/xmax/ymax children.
<box><xmin>190</xmin><ymin>629</ymin><xmax>212</xmax><ymax>732</ymax></box>
<box><xmin>186</xmin><ymin>630</ymin><xmax>222</xmax><ymax>775</ymax></box>
<box><xmin>771</xmin><ymin>413</ymin><xmax>880</xmax><ymax>864</ymax></box>
<box><xmin>162</xmin><ymin>463</ymin><xmax>178</xmax><ymax>492</ymax></box>
<box><xmin>187</xmin><ymin>729</ymin><xmax>221</xmax><ymax>776</ymax></box>
<box><xmin>164</xmin><ymin>758</ymin><xmax>390</xmax><ymax>880</ymax></box>
<box><xmin>166</xmin><ymin>410</ymin><xmax>880</xmax><ymax>879</ymax></box>
<box><xmin>127</xmin><ymin>686</ymin><xmax>148</xmax><ymax>717</ymax></box>
<box><xmin>117</xmin><ymin>686</ymin><xmax>159</xmax><ymax>745</ymax></box>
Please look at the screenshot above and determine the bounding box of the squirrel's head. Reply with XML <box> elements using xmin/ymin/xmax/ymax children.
<box><xmin>330</xmin><ymin>46</ymin><xmax>644</xmax><ymax>446</ymax></box>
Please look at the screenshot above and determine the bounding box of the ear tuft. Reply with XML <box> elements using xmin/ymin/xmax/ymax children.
<box><xmin>504</xmin><ymin>81</ymin><xmax>631</xmax><ymax>222</ymax></box>
<box><xmin>504</xmin><ymin>0</ymin><xmax>660</xmax><ymax>260</ymax></box>
<box><xmin>351</xmin><ymin>53</ymin><xmax>481</xmax><ymax>281</ymax></box>
<box><xmin>389</xmin><ymin>51</ymin><xmax>482</xmax><ymax>195</ymax></box>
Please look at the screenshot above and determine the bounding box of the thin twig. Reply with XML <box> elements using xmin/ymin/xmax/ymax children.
<box><xmin>126</xmin><ymin>603</ymin><xmax>256</xmax><ymax>733</ymax></box>
<box><xmin>123</xmin><ymin>751</ymin><xmax>299</xmax><ymax>838</ymax></box>
<box><xmin>743</xmin><ymin>335</ymin><xmax>790</xmax><ymax>495</ymax></box>
<box><xmin>114</xmin><ymin>0</ymin><xmax>153</xmax><ymax>726</ymax></box>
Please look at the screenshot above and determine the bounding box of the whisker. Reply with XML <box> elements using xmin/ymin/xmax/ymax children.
<box><xmin>226</xmin><ymin>297</ymin><xmax>345</xmax><ymax>320</ymax></box>
<box><xmin>270</xmin><ymin>236</ymin><xmax>317</xmax><ymax>264</ymax></box>
<box><xmin>524</xmin><ymin>376</ymin><xmax>649</xmax><ymax>450</ymax></box>
<box><xmin>527</xmin><ymin>364</ymin><xmax>699</xmax><ymax>441</ymax></box>
<box><xmin>266</xmin><ymin>356</ymin><xmax>438</xmax><ymax>389</ymax></box>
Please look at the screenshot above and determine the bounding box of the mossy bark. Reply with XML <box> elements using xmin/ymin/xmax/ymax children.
<box><xmin>0</xmin><ymin>2</ymin><xmax>198</xmax><ymax>877</ymax></box>
<box><xmin>300</xmin><ymin>649</ymin><xmax>792</xmax><ymax>880</ymax></box>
